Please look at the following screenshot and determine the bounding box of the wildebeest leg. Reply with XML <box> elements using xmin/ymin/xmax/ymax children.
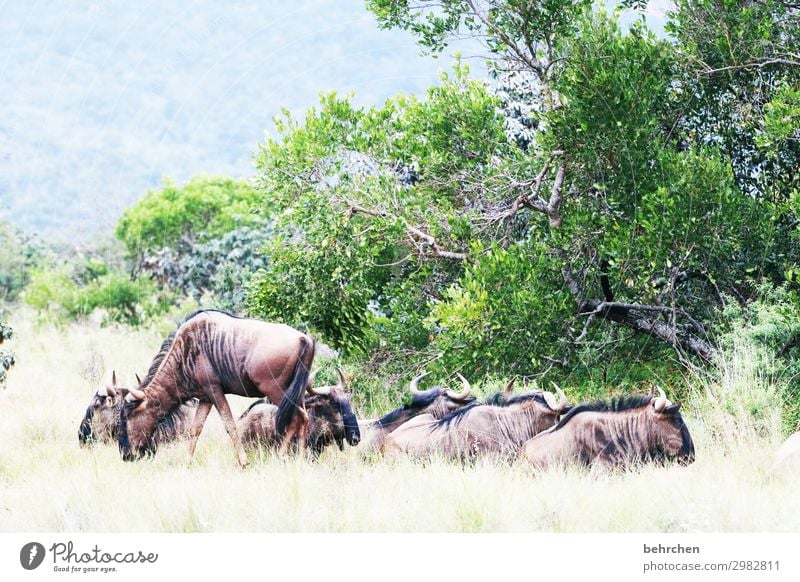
<box><xmin>186</xmin><ymin>401</ymin><xmax>212</xmax><ymax>463</ymax></box>
<box><xmin>279</xmin><ymin>407</ymin><xmax>309</xmax><ymax>456</ymax></box>
<box><xmin>208</xmin><ymin>388</ymin><xmax>250</xmax><ymax>468</ymax></box>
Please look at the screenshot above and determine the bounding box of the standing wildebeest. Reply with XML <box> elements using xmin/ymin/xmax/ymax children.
<box><xmin>118</xmin><ymin>309</ymin><xmax>315</xmax><ymax>467</ymax></box>
<box><xmin>358</xmin><ymin>371</ymin><xmax>475</xmax><ymax>454</ymax></box>
<box><xmin>79</xmin><ymin>373</ymin><xmax>197</xmax><ymax>446</ymax></box>
<box><xmin>771</xmin><ymin>431</ymin><xmax>800</xmax><ymax>474</ymax></box>
<box><xmin>520</xmin><ymin>387</ymin><xmax>695</xmax><ymax>471</ymax></box>
<box><xmin>383</xmin><ymin>381</ymin><xmax>570</xmax><ymax>461</ymax></box>
<box><xmin>238</xmin><ymin>367</ymin><xmax>360</xmax><ymax>456</ymax></box>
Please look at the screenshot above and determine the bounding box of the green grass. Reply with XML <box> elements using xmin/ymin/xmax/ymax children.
<box><xmin>1</xmin><ymin>315</ymin><xmax>798</xmax><ymax>532</ymax></box>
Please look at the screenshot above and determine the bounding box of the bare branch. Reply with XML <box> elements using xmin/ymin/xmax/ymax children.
<box><xmin>345</xmin><ymin>201</ymin><xmax>468</xmax><ymax>260</ymax></box>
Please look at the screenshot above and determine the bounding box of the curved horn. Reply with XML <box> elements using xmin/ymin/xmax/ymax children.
<box><xmin>135</xmin><ymin>373</ymin><xmax>142</xmax><ymax>386</ymax></box>
<box><xmin>503</xmin><ymin>377</ymin><xmax>516</xmax><ymax>395</ymax></box>
<box><xmin>447</xmin><ymin>373</ymin><xmax>472</xmax><ymax>400</ymax></box>
<box><xmin>106</xmin><ymin>384</ymin><xmax>117</xmax><ymax>398</ymax></box>
<box><xmin>550</xmin><ymin>381</ymin><xmax>568</xmax><ymax>411</ymax></box>
<box><xmin>654</xmin><ymin>385</ymin><xmax>668</xmax><ymax>413</ymax></box>
<box><xmin>307</xmin><ymin>383</ymin><xmax>332</xmax><ymax>396</ymax></box>
<box><xmin>112</xmin><ymin>370</ymin><xmax>117</xmax><ymax>386</ymax></box>
<box><xmin>336</xmin><ymin>366</ymin><xmax>347</xmax><ymax>388</ymax></box>
<box><xmin>126</xmin><ymin>387</ymin><xmax>146</xmax><ymax>402</ymax></box>
<box><xmin>409</xmin><ymin>371</ymin><xmax>431</xmax><ymax>396</ymax></box>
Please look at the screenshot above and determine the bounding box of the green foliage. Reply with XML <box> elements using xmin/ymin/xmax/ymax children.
<box><xmin>713</xmin><ymin>285</ymin><xmax>800</xmax><ymax>434</ymax></box>
<box><xmin>0</xmin><ymin>221</ymin><xmax>48</xmax><ymax>302</ymax></box>
<box><xmin>116</xmin><ymin>176</ymin><xmax>264</xmax><ymax>255</ymax></box>
<box><xmin>24</xmin><ymin>262</ymin><xmax>167</xmax><ymax>326</ymax></box>
<box><xmin>249</xmin><ymin>67</ymin><xmax>510</xmax><ymax>356</ymax></box>
<box><xmin>144</xmin><ymin>224</ymin><xmax>272</xmax><ymax>313</ymax></box>
<box><xmin>367</xmin><ymin>0</ymin><xmax>592</xmax><ymax>63</ymax></box>
<box><xmin>426</xmin><ymin>240</ymin><xmax>572</xmax><ymax>376</ymax></box>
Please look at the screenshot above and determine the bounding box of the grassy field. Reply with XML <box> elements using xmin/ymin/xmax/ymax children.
<box><xmin>1</xmin><ymin>315</ymin><xmax>798</xmax><ymax>533</ymax></box>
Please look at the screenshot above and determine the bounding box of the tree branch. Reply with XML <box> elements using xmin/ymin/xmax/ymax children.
<box><xmin>345</xmin><ymin>202</ymin><xmax>468</xmax><ymax>260</ymax></box>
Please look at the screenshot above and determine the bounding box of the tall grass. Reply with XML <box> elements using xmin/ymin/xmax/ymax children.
<box><xmin>0</xmin><ymin>314</ymin><xmax>798</xmax><ymax>532</ymax></box>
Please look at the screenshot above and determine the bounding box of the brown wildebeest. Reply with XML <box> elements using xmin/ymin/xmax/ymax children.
<box><xmin>383</xmin><ymin>380</ymin><xmax>570</xmax><ymax>461</ymax></box>
<box><xmin>238</xmin><ymin>367</ymin><xmax>360</xmax><ymax>456</ymax></box>
<box><xmin>520</xmin><ymin>387</ymin><xmax>695</xmax><ymax>471</ymax></box>
<box><xmin>358</xmin><ymin>371</ymin><xmax>475</xmax><ymax>454</ymax></box>
<box><xmin>771</xmin><ymin>431</ymin><xmax>800</xmax><ymax>474</ymax></box>
<box><xmin>118</xmin><ymin>309</ymin><xmax>315</xmax><ymax>467</ymax></box>
<box><xmin>79</xmin><ymin>372</ymin><xmax>197</xmax><ymax>446</ymax></box>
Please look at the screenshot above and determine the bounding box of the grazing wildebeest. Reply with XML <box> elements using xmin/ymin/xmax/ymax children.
<box><xmin>771</xmin><ymin>431</ymin><xmax>800</xmax><ymax>474</ymax></box>
<box><xmin>118</xmin><ymin>309</ymin><xmax>315</xmax><ymax>467</ymax></box>
<box><xmin>238</xmin><ymin>367</ymin><xmax>360</xmax><ymax>456</ymax></box>
<box><xmin>382</xmin><ymin>380</ymin><xmax>570</xmax><ymax>461</ymax></box>
<box><xmin>79</xmin><ymin>373</ymin><xmax>197</xmax><ymax>446</ymax></box>
<box><xmin>358</xmin><ymin>371</ymin><xmax>475</xmax><ymax>454</ymax></box>
<box><xmin>520</xmin><ymin>387</ymin><xmax>695</xmax><ymax>471</ymax></box>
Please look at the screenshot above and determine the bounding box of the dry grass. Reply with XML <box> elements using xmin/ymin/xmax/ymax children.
<box><xmin>1</xmin><ymin>315</ymin><xmax>798</xmax><ymax>533</ymax></box>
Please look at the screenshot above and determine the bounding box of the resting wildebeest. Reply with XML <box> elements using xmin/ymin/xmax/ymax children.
<box><xmin>358</xmin><ymin>371</ymin><xmax>475</xmax><ymax>454</ymax></box>
<box><xmin>771</xmin><ymin>431</ymin><xmax>800</xmax><ymax>474</ymax></box>
<box><xmin>238</xmin><ymin>367</ymin><xmax>360</xmax><ymax>456</ymax></box>
<box><xmin>520</xmin><ymin>387</ymin><xmax>695</xmax><ymax>471</ymax></box>
<box><xmin>118</xmin><ymin>309</ymin><xmax>315</xmax><ymax>467</ymax></box>
<box><xmin>382</xmin><ymin>380</ymin><xmax>570</xmax><ymax>461</ymax></box>
<box><xmin>79</xmin><ymin>372</ymin><xmax>197</xmax><ymax>446</ymax></box>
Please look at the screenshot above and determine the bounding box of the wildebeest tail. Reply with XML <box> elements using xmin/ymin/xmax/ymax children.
<box><xmin>275</xmin><ymin>337</ymin><xmax>314</xmax><ymax>437</ymax></box>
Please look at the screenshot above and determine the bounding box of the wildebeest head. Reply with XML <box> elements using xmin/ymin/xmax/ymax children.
<box><xmin>650</xmin><ymin>386</ymin><xmax>695</xmax><ymax>465</ymax></box>
<box><xmin>79</xmin><ymin>371</ymin><xmax>127</xmax><ymax>446</ymax></box>
<box><xmin>406</xmin><ymin>371</ymin><xmax>476</xmax><ymax>417</ymax></box>
<box><xmin>306</xmin><ymin>367</ymin><xmax>360</xmax><ymax>450</ymax></box>
<box><xmin>118</xmin><ymin>381</ymin><xmax>163</xmax><ymax>461</ymax></box>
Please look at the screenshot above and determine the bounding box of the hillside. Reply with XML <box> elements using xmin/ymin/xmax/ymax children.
<box><xmin>0</xmin><ymin>0</ymin><xmax>474</xmax><ymax>241</ymax></box>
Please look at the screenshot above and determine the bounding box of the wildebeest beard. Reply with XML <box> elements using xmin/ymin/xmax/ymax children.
<box><xmin>78</xmin><ymin>406</ymin><xmax>96</xmax><ymax>445</ymax></box>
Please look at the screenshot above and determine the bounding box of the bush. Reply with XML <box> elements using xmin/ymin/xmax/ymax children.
<box><xmin>689</xmin><ymin>285</ymin><xmax>800</xmax><ymax>444</ymax></box>
<box><xmin>24</xmin><ymin>264</ymin><xmax>169</xmax><ymax>326</ymax></box>
<box><xmin>116</xmin><ymin>176</ymin><xmax>265</xmax><ymax>255</ymax></box>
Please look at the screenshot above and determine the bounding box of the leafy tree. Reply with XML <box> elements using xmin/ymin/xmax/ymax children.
<box><xmin>116</xmin><ymin>176</ymin><xmax>265</xmax><ymax>257</ymax></box>
<box><xmin>116</xmin><ymin>175</ymin><xmax>272</xmax><ymax>313</ymax></box>
<box><xmin>145</xmin><ymin>224</ymin><xmax>272</xmax><ymax>312</ymax></box>
<box><xmin>248</xmin><ymin>69</ymin><xmax>510</xmax><ymax>356</ymax></box>
<box><xmin>246</xmin><ymin>0</ymin><xmax>798</xmax><ymax>397</ymax></box>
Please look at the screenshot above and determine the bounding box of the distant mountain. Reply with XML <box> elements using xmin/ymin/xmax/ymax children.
<box><xmin>1</xmin><ymin>0</ymin><xmax>476</xmax><ymax>242</ymax></box>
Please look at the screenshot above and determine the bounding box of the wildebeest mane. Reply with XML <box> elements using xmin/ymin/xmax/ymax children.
<box><xmin>140</xmin><ymin>332</ymin><xmax>176</xmax><ymax>388</ymax></box>
<box><xmin>550</xmin><ymin>394</ymin><xmax>654</xmax><ymax>432</ymax></box>
<box><xmin>240</xmin><ymin>398</ymin><xmax>269</xmax><ymax>420</ymax></box>
<box><xmin>374</xmin><ymin>388</ymin><xmax>443</xmax><ymax>428</ymax></box>
<box><xmin>141</xmin><ymin>309</ymin><xmax>255</xmax><ymax>393</ymax></box>
<box><xmin>432</xmin><ymin>391</ymin><xmax>550</xmax><ymax>431</ymax></box>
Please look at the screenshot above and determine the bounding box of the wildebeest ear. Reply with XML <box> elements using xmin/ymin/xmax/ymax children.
<box><xmin>665</xmin><ymin>403</ymin><xmax>681</xmax><ymax>414</ymax></box>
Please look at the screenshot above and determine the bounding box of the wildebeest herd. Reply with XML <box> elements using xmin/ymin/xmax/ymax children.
<box><xmin>73</xmin><ymin>309</ymin><xmax>715</xmax><ymax>473</ymax></box>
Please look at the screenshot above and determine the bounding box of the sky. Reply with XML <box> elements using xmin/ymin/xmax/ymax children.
<box><xmin>0</xmin><ymin>0</ymin><xmax>671</xmax><ymax>242</ymax></box>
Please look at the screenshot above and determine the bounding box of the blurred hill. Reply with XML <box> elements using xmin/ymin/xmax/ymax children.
<box><xmin>0</xmin><ymin>0</ymin><xmax>475</xmax><ymax>242</ymax></box>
